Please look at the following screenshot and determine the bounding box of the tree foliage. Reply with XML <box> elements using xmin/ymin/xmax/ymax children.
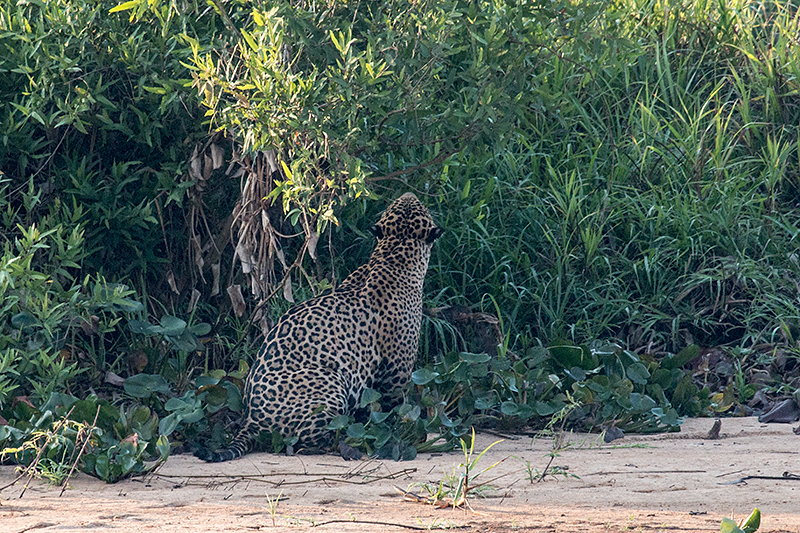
<box><xmin>1</xmin><ymin>0</ymin><xmax>800</xmax><ymax>481</ymax></box>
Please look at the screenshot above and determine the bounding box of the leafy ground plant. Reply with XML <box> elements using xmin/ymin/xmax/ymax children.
<box><xmin>395</xmin><ymin>427</ymin><xmax>506</xmax><ymax>509</ymax></box>
<box><xmin>450</xmin><ymin>428</ymin><xmax>506</xmax><ymax>508</ymax></box>
<box><xmin>0</xmin><ymin>406</ymin><xmax>87</xmax><ymax>491</ymax></box>
<box><xmin>0</xmin><ymin>393</ymin><xmax>169</xmax><ymax>484</ymax></box>
<box><xmin>264</xmin><ymin>490</ymin><xmax>283</xmax><ymax>527</ymax></box>
<box><xmin>721</xmin><ymin>508</ymin><xmax>761</xmax><ymax>533</ymax></box>
<box><xmin>525</xmin><ymin>433</ymin><xmax>583</xmax><ymax>484</ymax></box>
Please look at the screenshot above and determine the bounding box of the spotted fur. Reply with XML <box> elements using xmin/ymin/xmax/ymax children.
<box><xmin>195</xmin><ymin>193</ymin><xmax>442</xmax><ymax>461</ymax></box>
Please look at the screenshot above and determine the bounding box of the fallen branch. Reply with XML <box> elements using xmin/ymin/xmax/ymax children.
<box><xmin>719</xmin><ymin>472</ymin><xmax>800</xmax><ymax>485</ymax></box>
<box><xmin>394</xmin><ymin>485</ymin><xmax>451</xmax><ymax>508</ymax></box>
<box><xmin>586</xmin><ymin>469</ymin><xmax>706</xmax><ymax>476</ymax></box>
<box><xmin>153</xmin><ymin>467</ymin><xmax>417</xmax><ymax>488</ymax></box>
<box><xmin>312</xmin><ymin>518</ymin><xmax>451</xmax><ymax>530</ymax></box>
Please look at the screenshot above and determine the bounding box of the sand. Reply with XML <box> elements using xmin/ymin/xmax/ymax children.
<box><xmin>2</xmin><ymin>417</ymin><xmax>799</xmax><ymax>532</ymax></box>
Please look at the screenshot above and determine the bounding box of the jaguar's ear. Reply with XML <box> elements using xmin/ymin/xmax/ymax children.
<box><xmin>426</xmin><ymin>226</ymin><xmax>444</xmax><ymax>244</ymax></box>
<box><xmin>369</xmin><ymin>224</ymin><xmax>384</xmax><ymax>239</ymax></box>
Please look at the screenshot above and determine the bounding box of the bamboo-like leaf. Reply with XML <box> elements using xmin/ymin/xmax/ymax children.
<box><xmin>109</xmin><ymin>1</ymin><xmax>138</xmax><ymax>14</ymax></box>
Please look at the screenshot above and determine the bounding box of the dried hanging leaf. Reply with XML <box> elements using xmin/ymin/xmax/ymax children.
<box><xmin>227</xmin><ymin>284</ymin><xmax>246</xmax><ymax>317</ymax></box>
<box><xmin>203</xmin><ymin>154</ymin><xmax>213</xmax><ymax>181</ymax></box>
<box><xmin>210</xmin><ymin>143</ymin><xmax>224</xmax><ymax>169</ymax></box>
<box><xmin>259</xmin><ymin>315</ymin><xmax>272</xmax><ymax>337</ymax></box>
<box><xmin>307</xmin><ymin>230</ymin><xmax>319</xmax><ymax>261</ymax></box>
<box><xmin>264</xmin><ymin>149</ymin><xmax>279</xmax><ymax>174</ymax></box>
<box><xmin>211</xmin><ymin>262</ymin><xmax>221</xmax><ymax>296</ymax></box>
<box><xmin>274</xmin><ymin>241</ymin><xmax>289</xmax><ymax>270</ymax></box>
<box><xmin>283</xmin><ymin>274</ymin><xmax>294</xmax><ymax>303</ymax></box>
<box><xmin>188</xmin><ymin>289</ymin><xmax>201</xmax><ymax>312</ymax></box>
<box><xmin>226</xmin><ymin>148</ymin><xmax>243</xmax><ymax>176</ymax></box>
<box><xmin>235</xmin><ymin>240</ymin><xmax>254</xmax><ymax>274</ymax></box>
<box><xmin>192</xmin><ymin>235</ymin><xmax>205</xmax><ymax>281</ymax></box>
<box><xmin>166</xmin><ymin>270</ymin><xmax>179</xmax><ymax>294</ymax></box>
<box><xmin>189</xmin><ymin>146</ymin><xmax>203</xmax><ymax>181</ymax></box>
<box><xmin>228</xmin><ymin>166</ymin><xmax>244</xmax><ymax>179</ymax></box>
<box><xmin>229</xmin><ymin>150</ymin><xmax>283</xmax><ymax>306</ymax></box>
<box><xmin>251</xmin><ymin>309</ymin><xmax>269</xmax><ymax>337</ymax></box>
<box><xmin>250</xmin><ymin>275</ymin><xmax>261</xmax><ymax>298</ymax></box>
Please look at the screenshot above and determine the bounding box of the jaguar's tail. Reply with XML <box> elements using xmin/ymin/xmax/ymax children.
<box><xmin>193</xmin><ymin>423</ymin><xmax>256</xmax><ymax>463</ymax></box>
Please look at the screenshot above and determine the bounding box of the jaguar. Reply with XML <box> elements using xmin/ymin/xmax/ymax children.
<box><xmin>195</xmin><ymin>192</ymin><xmax>442</xmax><ymax>461</ymax></box>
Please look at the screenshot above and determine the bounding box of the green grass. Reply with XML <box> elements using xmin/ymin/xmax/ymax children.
<box><xmin>411</xmin><ymin>0</ymin><xmax>800</xmax><ymax>357</ymax></box>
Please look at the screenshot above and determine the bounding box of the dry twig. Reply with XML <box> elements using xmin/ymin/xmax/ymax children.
<box><xmin>153</xmin><ymin>467</ymin><xmax>417</xmax><ymax>489</ymax></box>
<box><xmin>59</xmin><ymin>405</ymin><xmax>101</xmax><ymax>496</ymax></box>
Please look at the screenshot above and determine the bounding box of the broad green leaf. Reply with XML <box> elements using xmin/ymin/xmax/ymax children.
<box><xmin>190</xmin><ymin>322</ymin><xmax>212</xmax><ymax>336</ymax></box>
<box><xmin>359</xmin><ymin>387</ymin><xmax>382</xmax><ymax>408</ymax></box>
<box><xmin>203</xmin><ymin>384</ymin><xmax>229</xmax><ymax>407</ymax></box>
<box><xmin>124</xmin><ymin>373</ymin><xmax>171</xmax><ymax>398</ymax></box>
<box><xmin>11</xmin><ymin>312</ymin><xmax>37</xmax><ymax>329</ymax></box>
<box><xmin>399</xmin><ymin>404</ymin><xmax>420</xmax><ymax>422</ymax></box>
<box><xmin>131</xmin><ymin>406</ymin><xmax>151</xmax><ymax>425</ymax></box>
<box><xmin>164</xmin><ymin>397</ymin><xmax>190</xmax><ymax>412</ymax></box>
<box><xmin>401</xmin><ymin>446</ymin><xmax>417</xmax><ymax>461</ymax></box>
<box><xmin>629</xmin><ymin>393</ymin><xmax>656</xmax><ymax>412</ymax></box>
<box><xmin>327</xmin><ymin>414</ymin><xmax>350</xmax><ymax>430</ymax></box>
<box><xmin>500</xmin><ymin>400</ymin><xmax>520</xmax><ymax>416</ymax></box>
<box><xmin>109</xmin><ymin>298</ymin><xmax>143</xmax><ymax>313</ymax></box>
<box><xmin>411</xmin><ymin>368</ymin><xmax>439</xmax><ymax>385</ymax></box>
<box><xmin>195</xmin><ymin>375</ymin><xmax>220</xmax><ymax>388</ymax></box>
<box><xmin>346</xmin><ymin>423</ymin><xmax>366</xmax><ymax>439</ymax></box>
<box><xmin>166</xmin><ymin>330</ymin><xmax>202</xmax><ymax>352</ymax></box>
<box><xmin>127</xmin><ymin>320</ymin><xmax>160</xmax><ymax>335</ymax></box>
<box><xmin>180</xmin><ymin>408</ymin><xmax>204</xmax><ymax>424</ymax></box>
<box><xmin>459</xmin><ymin>352</ymin><xmax>491</xmax><ymax>364</ymax></box>
<box><xmin>565</xmin><ymin>366</ymin><xmax>587</xmax><ymax>381</ymax></box>
<box><xmin>525</xmin><ymin>346</ymin><xmax>550</xmax><ymax>367</ymax></box>
<box><xmin>68</xmin><ymin>399</ymin><xmax>118</xmax><ymax>430</ymax></box>
<box><xmin>626</xmin><ymin>362</ymin><xmax>651</xmax><ymax>384</ymax></box>
<box><xmin>222</xmin><ymin>381</ymin><xmax>244</xmax><ymax>412</ymax></box>
<box><xmin>155</xmin><ymin>435</ymin><xmax>170</xmax><ymax>460</ymax></box>
<box><xmin>740</xmin><ymin>508</ymin><xmax>760</xmax><ymax>533</ymax></box>
<box><xmin>720</xmin><ymin>517</ymin><xmax>745</xmax><ymax>533</ymax></box>
<box><xmin>271</xmin><ymin>430</ymin><xmax>285</xmax><ymax>453</ymax></box>
<box><xmin>158</xmin><ymin>413</ymin><xmax>179</xmax><ymax>437</ymax></box>
<box><xmin>437</xmin><ymin>409</ymin><xmax>456</xmax><ymax>428</ymax></box>
<box><xmin>159</xmin><ymin>315</ymin><xmax>187</xmax><ymax>336</ymax></box>
<box><xmin>119</xmin><ymin>452</ymin><xmax>137</xmax><ymax>474</ymax></box>
<box><xmin>370</xmin><ymin>411</ymin><xmax>391</xmax><ymax>423</ymax></box>
<box><xmin>470</xmin><ymin>363</ymin><xmax>489</xmax><ymax>379</ymax></box>
<box><xmin>550</xmin><ymin>344</ymin><xmax>597</xmax><ymax>370</ymax></box>
<box><xmin>474</xmin><ymin>395</ymin><xmax>495</xmax><ymax>410</ymax></box>
<box><xmin>652</xmin><ymin>407</ymin><xmax>683</xmax><ymax>427</ymax></box>
<box><xmin>535</xmin><ymin>401</ymin><xmax>556</xmax><ymax>416</ymax></box>
<box><xmin>94</xmin><ymin>453</ymin><xmax>110</xmax><ymax>480</ymax></box>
